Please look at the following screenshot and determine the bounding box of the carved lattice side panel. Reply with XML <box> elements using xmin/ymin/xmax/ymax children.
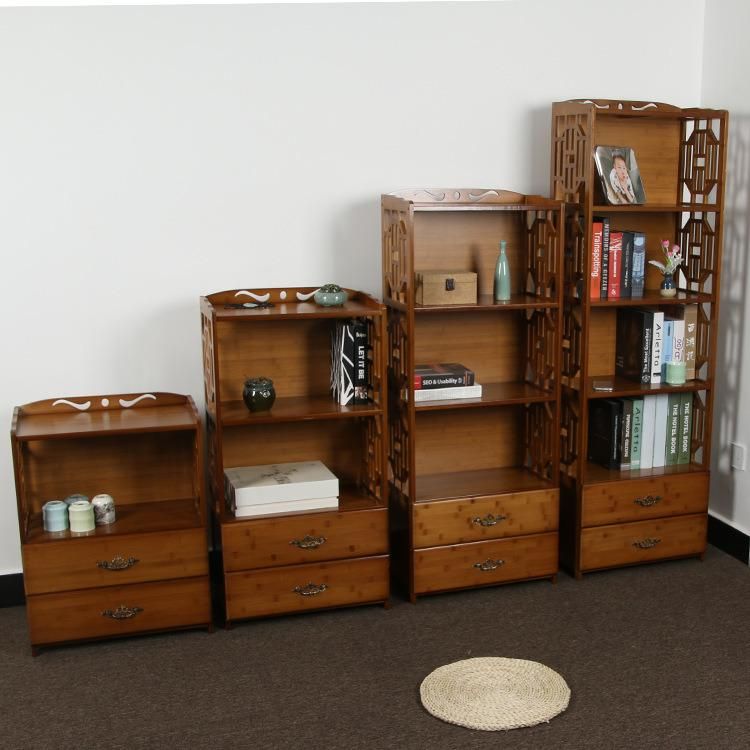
<box><xmin>559</xmin><ymin>390</ymin><xmax>580</xmax><ymax>479</ymax></box>
<box><xmin>564</xmin><ymin>209</ymin><xmax>586</xmax><ymax>301</ymax></box>
<box><xmin>524</xmin><ymin>401</ymin><xmax>555</xmax><ymax>481</ymax></box>
<box><xmin>525</xmin><ymin>309</ymin><xmax>557</xmax><ymax>391</ymax></box>
<box><xmin>201</xmin><ymin>311</ymin><xmax>216</xmax><ymax>420</ymax></box>
<box><xmin>551</xmin><ymin>113</ymin><xmax>590</xmax><ymax>204</ymax></box>
<box><xmin>690</xmin><ymin>390</ymin><xmax>708</xmax><ymax>465</ymax></box>
<box><xmin>382</xmin><ymin>207</ymin><xmax>410</xmax><ymax>306</ymax></box>
<box><xmin>561</xmin><ymin>302</ymin><xmax>582</xmax><ymax>389</ymax></box>
<box><xmin>680</xmin><ymin>117</ymin><xmax>725</xmax><ymax>205</ymax></box>
<box><xmin>363</xmin><ymin>415</ymin><xmax>384</xmax><ymax>502</ymax></box>
<box><xmin>525</xmin><ymin>210</ymin><xmax>560</xmax><ymax>299</ymax></box>
<box><xmin>696</xmin><ymin>303</ymin><xmax>713</xmax><ymax>381</ymax></box>
<box><xmin>387</xmin><ymin>308</ymin><xmax>410</xmax><ymax>503</ymax></box>
<box><xmin>366</xmin><ymin>315</ymin><xmax>385</xmax><ymax>407</ymax></box>
<box><xmin>680</xmin><ymin>212</ymin><xmax>717</xmax><ymax>295</ymax></box>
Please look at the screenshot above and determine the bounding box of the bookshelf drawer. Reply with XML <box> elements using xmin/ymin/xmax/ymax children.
<box><xmin>580</xmin><ymin>513</ymin><xmax>707</xmax><ymax>571</ymax></box>
<box><xmin>22</xmin><ymin>529</ymin><xmax>209</xmax><ymax>595</ymax></box>
<box><xmin>582</xmin><ymin>472</ymin><xmax>708</xmax><ymax>527</ymax></box>
<box><xmin>221</xmin><ymin>507</ymin><xmax>387</xmax><ymax>571</ymax></box>
<box><xmin>225</xmin><ymin>555</ymin><xmax>389</xmax><ymax>620</ymax></box>
<box><xmin>413</xmin><ymin>490</ymin><xmax>558</xmax><ymax>548</ymax></box>
<box><xmin>413</xmin><ymin>533</ymin><xmax>558</xmax><ymax>595</ymax></box>
<box><xmin>26</xmin><ymin>576</ymin><xmax>211</xmax><ymax>646</ymax></box>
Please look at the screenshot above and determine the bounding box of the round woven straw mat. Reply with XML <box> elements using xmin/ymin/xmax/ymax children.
<box><xmin>419</xmin><ymin>657</ymin><xmax>570</xmax><ymax>731</ymax></box>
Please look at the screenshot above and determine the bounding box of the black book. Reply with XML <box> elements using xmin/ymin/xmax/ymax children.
<box><xmin>597</xmin><ymin>216</ymin><xmax>610</xmax><ymax>300</ymax></box>
<box><xmin>414</xmin><ymin>363</ymin><xmax>475</xmax><ymax>390</ymax></box>
<box><xmin>331</xmin><ymin>319</ymin><xmax>369</xmax><ymax>405</ymax></box>
<box><xmin>620</xmin><ymin>231</ymin><xmax>634</xmax><ymax>299</ymax></box>
<box><xmin>620</xmin><ymin>399</ymin><xmax>633</xmax><ymax>470</ymax></box>
<box><xmin>353</xmin><ymin>322</ymin><xmax>368</xmax><ymax>403</ymax></box>
<box><xmin>588</xmin><ymin>399</ymin><xmax>622</xmax><ymax>470</ymax></box>
<box><xmin>615</xmin><ymin>308</ymin><xmax>653</xmax><ymax>384</ymax></box>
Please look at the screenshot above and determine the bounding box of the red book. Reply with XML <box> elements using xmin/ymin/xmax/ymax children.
<box><xmin>608</xmin><ymin>231</ymin><xmax>623</xmax><ymax>300</ymax></box>
<box><xmin>591</xmin><ymin>221</ymin><xmax>603</xmax><ymax>300</ymax></box>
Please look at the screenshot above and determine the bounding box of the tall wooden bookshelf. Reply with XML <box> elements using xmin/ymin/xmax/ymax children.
<box><xmin>382</xmin><ymin>189</ymin><xmax>563</xmax><ymax>602</ymax></box>
<box><xmin>550</xmin><ymin>99</ymin><xmax>728</xmax><ymax>577</ymax></box>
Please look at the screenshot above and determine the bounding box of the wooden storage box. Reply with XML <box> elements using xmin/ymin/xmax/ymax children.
<box><xmin>416</xmin><ymin>270</ymin><xmax>477</xmax><ymax>305</ymax></box>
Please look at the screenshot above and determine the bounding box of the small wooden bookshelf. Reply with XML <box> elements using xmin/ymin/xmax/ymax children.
<box><xmin>551</xmin><ymin>99</ymin><xmax>728</xmax><ymax>577</ymax></box>
<box><xmin>201</xmin><ymin>288</ymin><xmax>389</xmax><ymax>625</ymax></box>
<box><xmin>382</xmin><ymin>188</ymin><xmax>564</xmax><ymax>601</ymax></box>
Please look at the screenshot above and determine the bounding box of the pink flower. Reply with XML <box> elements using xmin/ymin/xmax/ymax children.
<box><xmin>661</xmin><ymin>240</ymin><xmax>670</xmax><ymax>250</ymax></box>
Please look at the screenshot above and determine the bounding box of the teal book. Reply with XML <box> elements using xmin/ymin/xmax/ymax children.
<box><xmin>678</xmin><ymin>393</ymin><xmax>693</xmax><ymax>465</ymax></box>
<box><xmin>666</xmin><ymin>393</ymin><xmax>682</xmax><ymax>466</ymax></box>
<box><xmin>630</xmin><ymin>398</ymin><xmax>643</xmax><ymax>470</ymax></box>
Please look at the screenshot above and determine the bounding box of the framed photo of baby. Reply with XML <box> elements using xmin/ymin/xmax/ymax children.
<box><xmin>594</xmin><ymin>146</ymin><xmax>647</xmax><ymax>205</ymax></box>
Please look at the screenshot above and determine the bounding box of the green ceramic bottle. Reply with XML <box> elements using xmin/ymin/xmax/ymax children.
<box><xmin>494</xmin><ymin>240</ymin><xmax>511</xmax><ymax>301</ymax></box>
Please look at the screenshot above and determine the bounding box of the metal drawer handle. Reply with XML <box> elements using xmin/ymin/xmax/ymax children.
<box><xmin>97</xmin><ymin>555</ymin><xmax>140</xmax><ymax>571</ymax></box>
<box><xmin>634</xmin><ymin>495</ymin><xmax>662</xmax><ymax>507</ymax></box>
<box><xmin>290</xmin><ymin>535</ymin><xmax>327</xmax><ymax>550</ymax></box>
<box><xmin>472</xmin><ymin>513</ymin><xmax>507</xmax><ymax>527</ymax></box>
<box><xmin>293</xmin><ymin>582</ymin><xmax>328</xmax><ymax>597</ymax></box>
<box><xmin>473</xmin><ymin>558</ymin><xmax>505</xmax><ymax>572</ymax></box>
<box><xmin>101</xmin><ymin>605</ymin><xmax>144</xmax><ymax>620</ymax></box>
<box><xmin>633</xmin><ymin>537</ymin><xmax>662</xmax><ymax>550</ymax></box>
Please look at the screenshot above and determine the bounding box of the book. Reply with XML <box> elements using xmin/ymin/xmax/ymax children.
<box><xmin>640</xmin><ymin>395</ymin><xmax>657</xmax><ymax>469</ymax></box>
<box><xmin>666</xmin><ymin>393</ymin><xmax>682</xmax><ymax>466</ymax></box>
<box><xmin>414</xmin><ymin>363</ymin><xmax>475</xmax><ymax>390</ymax></box>
<box><xmin>652</xmin><ymin>394</ymin><xmax>669</xmax><ymax>468</ymax></box>
<box><xmin>631</xmin><ymin>232</ymin><xmax>646</xmax><ymax>298</ymax></box>
<box><xmin>630</xmin><ymin>398</ymin><xmax>644</xmax><ymax>470</ymax></box>
<box><xmin>608</xmin><ymin>231</ymin><xmax>623</xmax><ymax>300</ymax></box>
<box><xmin>591</xmin><ymin>220</ymin><xmax>603</xmax><ymax>300</ymax></box>
<box><xmin>225</xmin><ymin>460</ymin><xmax>339</xmax><ymax>508</ymax></box>
<box><xmin>594</xmin><ymin>146</ymin><xmax>647</xmax><ymax>205</ymax></box>
<box><xmin>331</xmin><ymin>319</ymin><xmax>369</xmax><ymax>405</ymax></box>
<box><xmin>672</xmin><ymin>318</ymin><xmax>685</xmax><ymax>364</ymax></box>
<box><xmin>620</xmin><ymin>231</ymin><xmax>634</xmax><ymax>299</ymax></box>
<box><xmin>678</xmin><ymin>393</ymin><xmax>692</xmax><ymax>465</ymax></box>
<box><xmin>414</xmin><ymin>384</ymin><xmax>483</xmax><ymax>402</ymax></box>
<box><xmin>615</xmin><ymin>308</ymin><xmax>652</xmax><ymax>384</ymax></box>
<box><xmin>620</xmin><ymin>398</ymin><xmax>633</xmax><ymax>470</ymax></box>
<box><xmin>683</xmin><ymin>305</ymin><xmax>698</xmax><ymax>379</ymax></box>
<box><xmin>588</xmin><ymin>399</ymin><xmax>622</xmax><ymax>470</ymax></box>
<box><xmin>661</xmin><ymin>319</ymin><xmax>674</xmax><ymax>379</ymax></box>
<box><xmin>233</xmin><ymin>497</ymin><xmax>339</xmax><ymax>519</ymax></box>
<box><xmin>598</xmin><ymin>216</ymin><xmax>610</xmax><ymax>300</ymax></box>
<box><xmin>649</xmin><ymin>310</ymin><xmax>664</xmax><ymax>384</ymax></box>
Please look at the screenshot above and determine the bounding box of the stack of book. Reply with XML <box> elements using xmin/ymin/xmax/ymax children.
<box><xmin>588</xmin><ymin>394</ymin><xmax>692</xmax><ymax>471</ymax></box>
<box><xmin>615</xmin><ymin>306</ymin><xmax>698</xmax><ymax>383</ymax></box>
<box><xmin>413</xmin><ymin>363</ymin><xmax>482</xmax><ymax>402</ymax></box>
<box><xmin>224</xmin><ymin>460</ymin><xmax>339</xmax><ymax>518</ymax></box>
<box><xmin>590</xmin><ymin>218</ymin><xmax>646</xmax><ymax>300</ymax></box>
<box><xmin>331</xmin><ymin>318</ymin><xmax>369</xmax><ymax>406</ymax></box>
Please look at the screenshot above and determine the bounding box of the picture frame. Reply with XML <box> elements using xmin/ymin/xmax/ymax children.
<box><xmin>594</xmin><ymin>146</ymin><xmax>647</xmax><ymax>205</ymax></box>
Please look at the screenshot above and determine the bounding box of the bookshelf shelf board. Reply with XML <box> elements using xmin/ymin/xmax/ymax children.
<box><xmin>25</xmin><ymin>498</ymin><xmax>202</xmax><ymax>545</ymax></box>
<box><xmin>415</xmin><ymin>294</ymin><xmax>558</xmax><ymax>313</ymax></box>
<box><xmin>592</xmin><ymin>204</ymin><xmax>720</xmax><ymax>214</ymax></box>
<box><xmin>219</xmin><ymin>485</ymin><xmax>384</xmax><ymax>525</ymax></box>
<box><xmin>415</xmin><ymin>467</ymin><xmax>555</xmax><ymax>504</ymax></box>
<box><xmin>585</xmin><ymin>376</ymin><xmax>709</xmax><ymax>400</ymax></box>
<box><xmin>220</xmin><ymin>397</ymin><xmax>382</xmax><ymax>426</ymax></box>
<box><xmin>15</xmin><ymin>405</ymin><xmax>197</xmax><ymax>441</ymax></box>
<box><xmin>589</xmin><ymin>290</ymin><xmax>713</xmax><ymax>307</ymax></box>
<box><xmin>213</xmin><ymin>299</ymin><xmax>381</xmax><ymax>322</ymax></box>
<box><xmin>414</xmin><ymin>382</ymin><xmax>555</xmax><ymax>412</ymax></box>
<box><xmin>584</xmin><ymin>461</ymin><xmax>708</xmax><ymax>485</ymax></box>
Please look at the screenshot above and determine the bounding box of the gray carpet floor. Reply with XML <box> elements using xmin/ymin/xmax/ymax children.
<box><xmin>1</xmin><ymin>546</ymin><xmax>749</xmax><ymax>749</ymax></box>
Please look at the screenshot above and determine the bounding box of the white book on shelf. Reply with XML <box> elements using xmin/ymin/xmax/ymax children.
<box><xmin>652</xmin><ymin>394</ymin><xmax>670</xmax><ymax>468</ymax></box>
<box><xmin>414</xmin><ymin>383</ymin><xmax>483</xmax><ymax>402</ymax></box>
<box><xmin>650</xmin><ymin>311</ymin><xmax>665</xmax><ymax>384</ymax></box>
<box><xmin>225</xmin><ymin>460</ymin><xmax>339</xmax><ymax>507</ymax></box>
<box><xmin>672</xmin><ymin>319</ymin><xmax>685</xmax><ymax>363</ymax></box>
<box><xmin>233</xmin><ymin>496</ymin><xmax>339</xmax><ymax>518</ymax></box>
<box><xmin>640</xmin><ymin>395</ymin><xmax>657</xmax><ymax>470</ymax></box>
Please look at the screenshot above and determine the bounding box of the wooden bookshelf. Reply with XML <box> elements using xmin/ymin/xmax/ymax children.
<box><xmin>551</xmin><ymin>99</ymin><xmax>728</xmax><ymax>577</ymax></box>
<box><xmin>382</xmin><ymin>188</ymin><xmax>563</xmax><ymax>601</ymax></box>
<box><xmin>201</xmin><ymin>288</ymin><xmax>389</xmax><ymax>625</ymax></box>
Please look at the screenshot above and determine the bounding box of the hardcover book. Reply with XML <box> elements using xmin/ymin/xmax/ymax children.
<box><xmin>640</xmin><ymin>395</ymin><xmax>657</xmax><ymax>469</ymax></box>
<box><xmin>591</xmin><ymin>220</ymin><xmax>603</xmax><ymax>300</ymax></box>
<box><xmin>414</xmin><ymin>383</ymin><xmax>483</xmax><ymax>402</ymax></box>
<box><xmin>598</xmin><ymin>216</ymin><xmax>610</xmax><ymax>300</ymax></box>
<box><xmin>331</xmin><ymin>319</ymin><xmax>369</xmax><ymax>405</ymax></box>
<box><xmin>661</xmin><ymin>319</ymin><xmax>674</xmax><ymax>379</ymax></box>
<box><xmin>608</xmin><ymin>231</ymin><xmax>623</xmax><ymax>300</ymax></box>
<box><xmin>666</xmin><ymin>393</ymin><xmax>682</xmax><ymax>466</ymax></box>
<box><xmin>652</xmin><ymin>394</ymin><xmax>670</xmax><ymax>468</ymax></box>
<box><xmin>678</xmin><ymin>393</ymin><xmax>692</xmax><ymax>465</ymax></box>
<box><xmin>630</xmin><ymin>398</ymin><xmax>644</xmax><ymax>470</ymax></box>
<box><xmin>225</xmin><ymin>460</ymin><xmax>339</xmax><ymax>508</ymax></box>
<box><xmin>682</xmin><ymin>305</ymin><xmax>698</xmax><ymax>379</ymax></box>
<box><xmin>620</xmin><ymin>399</ymin><xmax>633</xmax><ymax>470</ymax></box>
<box><xmin>414</xmin><ymin>363</ymin><xmax>475</xmax><ymax>390</ymax></box>
<box><xmin>594</xmin><ymin>146</ymin><xmax>647</xmax><ymax>205</ymax></box>
<box><xmin>233</xmin><ymin>496</ymin><xmax>339</xmax><ymax>518</ymax></box>
<box><xmin>588</xmin><ymin>399</ymin><xmax>622</xmax><ymax>470</ymax></box>
<box><xmin>620</xmin><ymin>231</ymin><xmax>634</xmax><ymax>299</ymax></box>
<box><xmin>649</xmin><ymin>310</ymin><xmax>665</xmax><ymax>384</ymax></box>
<box><xmin>631</xmin><ymin>232</ymin><xmax>646</xmax><ymax>298</ymax></box>
<box><xmin>615</xmin><ymin>308</ymin><xmax>652</xmax><ymax>384</ymax></box>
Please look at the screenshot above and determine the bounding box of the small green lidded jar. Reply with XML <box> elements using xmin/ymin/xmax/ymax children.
<box><xmin>314</xmin><ymin>283</ymin><xmax>348</xmax><ymax>307</ymax></box>
<box><xmin>243</xmin><ymin>377</ymin><xmax>276</xmax><ymax>412</ymax></box>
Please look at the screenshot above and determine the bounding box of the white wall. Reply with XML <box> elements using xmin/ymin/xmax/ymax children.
<box><xmin>703</xmin><ymin>0</ymin><xmax>750</xmax><ymax>542</ymax></box>
<box><xmin>0</xmin><ymin>0</ymin><xmax>705</xmax><ymax>574</ymax></box>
